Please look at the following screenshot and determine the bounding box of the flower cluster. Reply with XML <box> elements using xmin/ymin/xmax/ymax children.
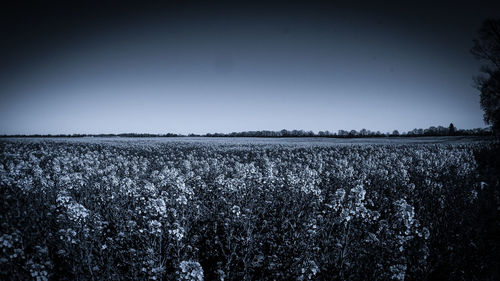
<box><xmin>178</xmin><ymin>260</ymin><xmax>204</xmax><ymax>281</ymax></box>
<box><xmin>0</xmin><ymin>138</ymin><xmax>493</xmax><ymax>280</ymax></box>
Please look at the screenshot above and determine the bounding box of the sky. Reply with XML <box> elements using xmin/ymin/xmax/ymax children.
<box><xmin>1</xmin><ymin>0</ymin><xmax>499</xmax><ymax>135</ymax></box>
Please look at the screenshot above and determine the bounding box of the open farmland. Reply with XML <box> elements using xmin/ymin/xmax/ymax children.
<box><xmin>0</xmin><ymin>138</ymin><xmax>498</xmax><ymax>280</ymax></box>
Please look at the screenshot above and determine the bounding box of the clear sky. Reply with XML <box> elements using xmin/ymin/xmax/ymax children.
<box><xmin>1</xmin><ymin>1</ymin><xmax>499</xmax><ymax>134</ymax></box>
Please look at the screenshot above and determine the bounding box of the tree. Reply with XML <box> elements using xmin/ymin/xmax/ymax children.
<box><xmin>449</xmin><ymin>123</ymin><xmax>456</xmax><ymax>135</ymax></box>
<box><xmin>471</xmin><ymin>19</ymin><xmax>500</xmax><ymax>134</ymax></box>
<box><xmin>338</xmin><ymin>130</ymin><xmax>348</xmax><ymax>137</ymax></box>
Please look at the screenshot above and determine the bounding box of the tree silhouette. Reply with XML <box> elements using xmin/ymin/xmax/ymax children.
<box><xmin>471</xmin><ymin>19</ymin><xmax>500</xmax><ymax>134</ymax></box>
<box><xmin>449</xmin><ymin>123</ymin><xmax>456</xmax><ymax>135</ymax></box>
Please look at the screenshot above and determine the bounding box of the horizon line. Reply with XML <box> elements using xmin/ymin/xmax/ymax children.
<box><xmin>0</xmin><ymin>125</ymin><xmax>493</xmax><ymax>138</ymax></box>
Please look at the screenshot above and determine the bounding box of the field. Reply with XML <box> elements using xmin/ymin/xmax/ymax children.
<box><xmin>0</xmin><ymin>137</ymin><xmax>498</xmax><ymax>280</ymax></box>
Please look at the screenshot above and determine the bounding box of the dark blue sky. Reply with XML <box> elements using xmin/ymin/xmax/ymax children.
<box><xmin>1</xmin><ymin>1</ymin><xmax>499</xmax><ymax>134</ymax></box>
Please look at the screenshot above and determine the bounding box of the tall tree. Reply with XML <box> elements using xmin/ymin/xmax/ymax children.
<box><xmin>471</xmin><ymin>19</ymin><xmax>500</xmax><ymax>134</ymax></box>
<box><xmin>449</xmin><ymin>123</ymin><xmax>456</xmax><ymax>135</ymax></box>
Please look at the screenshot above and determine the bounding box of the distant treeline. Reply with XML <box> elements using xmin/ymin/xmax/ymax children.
<box><xmin>202</xmin><ymin>125</ymin><xmax>493</xmax><ymax>138</ymax></box>
<box><xmin>0</xmin><ymin>133</ymin><xmax>183</xmax><ymax>138</ymax></box>
<box><xmin>0</xmin><ymin>124</ymin><xmax>494</xmax><ymax>138</ymax></box>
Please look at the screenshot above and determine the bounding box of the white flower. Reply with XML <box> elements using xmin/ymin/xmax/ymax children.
<box><xmin>389</xmin><ymin>264</ymin><xmax>407</xmax><ymax>281</ymax></box>
<box><xmin>179</xmin><ymin>260</ymin><xmax>204</xmax><ymax>281</ymax></box>
<box><xmin>168</xmin><ymin>224</ymin><xmax>185</xmax><ymax>241</ymax></box>
<box><xmin>148</xmin><ymin>198</ymin><xmax>167</xmax><ymax>217</ymax></box>
<box><xmin>231</xmin><ymin>205</ymin><xmax>241</xmax><ymax>217</ymax></box>
<box><xmin>177</xmin><ymin>195</ymin><xmax>188</xmax><ymax>205</ymax></box>
<box><xmin>56</xmin><ymin>191</ymin><xmax>89</xmax><ymax>222</ymax></box>
<box><xmin>148</xmin><ymin>220</ymin><xmax>162</xmax><ymax>236</ymax></box>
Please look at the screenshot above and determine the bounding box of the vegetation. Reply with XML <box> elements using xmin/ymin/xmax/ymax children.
<box><xmin>1</xmin><ymin>139</ymin><xmax>498</xmax><ymax>280</ymax></box>
<box><xmin>472</xmin><ymin>18</ymin><xmax>500</xmax><ymax>135</ymax></box>
<box><xmin>204</xmin><ymin>125</ymin><xmax>490</xmax><ymax>138</ymax></box>
<box><xmin>0</xmin><ymin>124</ymin><xmax>493</xmax><ymax>139</ymax></box>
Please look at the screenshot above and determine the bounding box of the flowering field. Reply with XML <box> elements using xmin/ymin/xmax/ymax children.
<box><xmin>0</xmin><ymin>139</ymin><xmax>498</xmax><ymax>280</ymax></box>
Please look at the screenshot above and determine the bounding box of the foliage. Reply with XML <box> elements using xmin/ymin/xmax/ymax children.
<box><xmin>0</xmin><ymin>125</ymin><xmax>493</xmax><ymax>139</ymax></box>
<box><xmin>472</xmin><ymin>18</ymin><xmax>500</xmax><ymax>134</ymax></box>
<box><xmin>0</xmin><ymin>139</ymin><xmax>497</xmax><ymax>280</ymax></box>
